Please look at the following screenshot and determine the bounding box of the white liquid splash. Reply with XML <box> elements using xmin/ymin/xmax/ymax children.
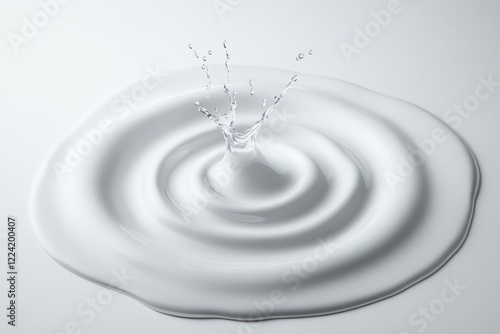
<box><xmin>31</xmin><ymin>65</ymin><xmax>480</xmax><ymax>320</ymax></box>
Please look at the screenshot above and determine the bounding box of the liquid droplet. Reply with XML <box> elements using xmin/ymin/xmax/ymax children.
<box><xmin>309</xmin><ymin>50</ymin><xmax>313</xmax><ymax>55</ymax></box>
<box><xmin>223</xmin><ymin>40</ymin><xmax>228</xmax><ymax>49</ymax></box>
<box><xmin>188</xmin><ymin>43</ymin><xmax>200</xmax><ymax>58</ymax></box>
<box><xmin>297</xmin><ymin>53</ymin><xmax>305</xmax><ymax>61</ymax></box>
<box><xmin>194</xmin><ymin>101</ymin><xmax>200</xmax><ymax>106</ymax></box>
<box><xmin>192</xmin><ymin>41</ymin><xmax>297</xmax><ymax>155</ymax></box>
<box><xmin>208</xmin><ymin>50</ymin><xmax>213</xmax><ymax>55</ymax></box>
<box><xmin>205</xmin><ymin>64</ymin><xmax>211</xmax><ymax>90</ymax></box>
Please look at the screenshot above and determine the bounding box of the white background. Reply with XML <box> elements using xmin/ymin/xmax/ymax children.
<box><xmin>1</xmin><ymin>0</ymin><xmax>499</xmax><ymax>333</ymax></box>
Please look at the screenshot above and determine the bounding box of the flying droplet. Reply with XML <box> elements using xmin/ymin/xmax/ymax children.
<box><xmin>203</xmin><ymin>56</ymin><xmax>207</xmax><ymax>61</ymax></box>
<box><xmin>208</xmin><ymin>50</ymin><xmax>213</xmax><ymax>55</ymax></box>
<box><xmin>249</xmin><ymin>79</ymin><xmax>255</xmax><ymax>95</ymax></box>
<box><xmin>223</xmin><ymin>40</ymin><xmax>228</xmax><ymax>48</ymax></box>
<box><xmin>201</xmin><ymin>64</ymin><xmax>206</xmax><ymax>69</ymax></box>
<box><xmin>309</xmin><ymin>50</ymin><xmax>313</xmax><ymax>55</ymax></box>
<box><xmin>188</xmin><ymin>44</ymin><xmax>193</xmax><ymax>49</ymax></box>
<box><xmin>262</xmin><ymin>99</ymin><xmax>267</xmax><ymax>108</ymax></box>
<box><xmin>296</xmin><ymin>53</ymin><xmax>305</xmax><ymax>61</ymax></box>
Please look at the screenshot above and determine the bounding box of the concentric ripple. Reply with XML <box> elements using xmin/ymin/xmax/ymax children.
<box><xmin>31</xmin><ymin>66</ymin><xmax>480</xmax><ymax>320</ymax></box>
